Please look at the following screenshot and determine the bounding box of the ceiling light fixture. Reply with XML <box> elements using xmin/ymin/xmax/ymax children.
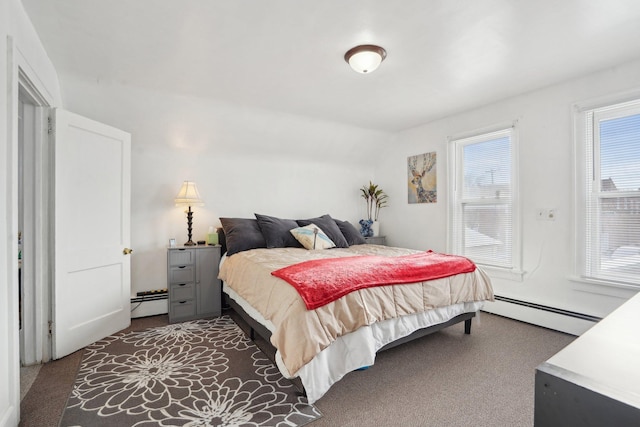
<box><xmin>344</xmin><ymin>44</ymin><xmax>387</xmax><ymax>74</ymax></box>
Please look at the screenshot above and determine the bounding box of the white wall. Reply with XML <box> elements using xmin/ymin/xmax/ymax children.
<box><xmin>376</xmin><ymin>59</ymin><xmax>640</xmax><ymax>330</ymax></box>
<box><xmin>57</xmin><ymin>76</ymin><xmax>392</xmax><ymax>296</ymax></box>
<box><xmin>50</xmin><ymin>50</ymin><xmax>640</xmax><ymax>331</ymax></box>
<box><xmin>1</xmin><ymin>1</ymin><xmax>61</xmax><ymax>426</ymax></box>
<box><xmin>0</xmin><ymin>4</ymin><xmax>14</xmax><ymax>419</ymax></box>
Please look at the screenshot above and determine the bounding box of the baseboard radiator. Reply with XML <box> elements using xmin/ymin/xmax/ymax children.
<box><xmin>130</xmin><ymin>294</ymin><xmax>169</xmax><ymax>318</ymax></box>
<box><xmin>484</xmin><ymin>295</ymin><xmax>602</xmax><ymax>335</ymax></box>
<box><xmin>493</xmin><ymin>295</ymin><xmax>602</xmax><ymax>323</ymax></box>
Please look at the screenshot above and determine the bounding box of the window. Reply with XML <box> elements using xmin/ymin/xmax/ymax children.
<box><xmin>449</xmin><ymin>126</ymin><xmax>520</xmax><ymax>272</ymax></box>
<box><xmin>577</xmin><ymin>98</ymin><xmax>640</xmax><ymax>287</ymax></box>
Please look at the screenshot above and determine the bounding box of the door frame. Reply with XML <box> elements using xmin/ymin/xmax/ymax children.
<box><xmin>5</xmin><ymin>36</ymin><xmax>54</xmax><ymax>423</ymax></box>
<box><xmin>18</xmin><ymin>72</ymin><xmax>52</xmax><ymax>365</ymax></box>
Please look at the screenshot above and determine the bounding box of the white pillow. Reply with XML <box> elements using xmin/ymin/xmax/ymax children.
<box><xmin>290</xmin><ymin>223</ymin><xmax>336</xmax><ymax>250</ymax></box>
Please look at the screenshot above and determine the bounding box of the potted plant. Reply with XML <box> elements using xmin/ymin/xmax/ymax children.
<box><xmin>360</xmin><ymin>181</ymin><xmax>388</xmax><ymax>236</ymax></box>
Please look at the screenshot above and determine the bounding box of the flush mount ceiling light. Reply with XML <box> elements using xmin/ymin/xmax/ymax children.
<box><xmin>344</xmin><ymin>44</ymin><xmax>387</xmax><ymax>74</ymax></box>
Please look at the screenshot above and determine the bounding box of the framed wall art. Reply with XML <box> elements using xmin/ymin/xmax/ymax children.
<box><xmin>408</xmin><ymin>152</ymin><xmax>437</xmax><ymax>203</ymax></box>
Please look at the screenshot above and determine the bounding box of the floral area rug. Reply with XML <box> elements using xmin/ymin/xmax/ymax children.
<box><xmin>60</xmin><ymin>316</ymin><xmax>321</xmax><ymax>426</ymax></box>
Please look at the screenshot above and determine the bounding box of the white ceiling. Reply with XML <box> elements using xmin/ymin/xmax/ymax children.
<box><xmin>21</xmin><ymin>0</ymin><xmax>640</xmax><ymax>132</ymax></box>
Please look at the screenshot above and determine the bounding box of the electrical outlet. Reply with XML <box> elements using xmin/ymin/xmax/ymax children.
<box><xmin>536</xmin><ymin>208</ymin><xmax>556</xmax><ymax>221</ymax></box>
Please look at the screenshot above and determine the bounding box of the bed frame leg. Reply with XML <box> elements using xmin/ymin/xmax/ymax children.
<box><xmin>464</xmin><ymin>318</ymin><xmax>472</xmax><ymax>335</ymax></box>
<box><xmin>250</xmin><ymin>327</ymin><xmax>255</xmax><ymax>340</ymax></box>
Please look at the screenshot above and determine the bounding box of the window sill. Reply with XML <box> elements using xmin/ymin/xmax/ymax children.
<box><xmin>477</xmin><ymin>264</ymin><xmax>524</xmax><ymax>282</ymax></box>
<box><xmin>569</xmin><ymin>276</ymin><xmax>639</xmax><ymax>298</ymax></box>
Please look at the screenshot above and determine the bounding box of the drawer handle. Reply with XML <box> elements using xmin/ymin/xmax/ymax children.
<box><xmin>178</xmin><ymin>283</ymin><xmax>186</xmax><ymax>287</ymax></box>
<box><xmin>179</xmin><ymin>301</ymin><xmax>187</xmax><ymax>304</ymax></box>
<box><xmin>178</xmin><ymin>266</ymin><xmax>186</xmax><ymax>269</ymax></box>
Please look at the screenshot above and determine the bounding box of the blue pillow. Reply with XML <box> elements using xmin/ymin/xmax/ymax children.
<box><xmin>290</xmin><ymin>224</ymin><xmax>336</xmax><ymax>250</ymax></box>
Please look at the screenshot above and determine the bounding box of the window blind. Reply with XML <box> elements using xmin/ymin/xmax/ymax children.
<box><xmin>584</xmin><ymin>100</ymin><xmax>640</xmax><ymax>285</ymax></box>
<box><xmin>451</xmin><ymin>128</ymin><xmax>515</xmax><ymax>269</ymax></box>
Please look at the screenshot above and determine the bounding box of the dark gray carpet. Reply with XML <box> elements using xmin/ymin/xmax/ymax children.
<box><xmin>20</xmin><ymin>311</ymin><xmax>575</xmax><ymax>427</ymax></box>
<box><xmin>59</xmin><ymin>316</ymin><xmax>320</xmax><ymax>426</ymax></box>
<box><xmin>309</xmin><ymin>311</ymin><xmax>575</xmax><ymax>427</ymax></box>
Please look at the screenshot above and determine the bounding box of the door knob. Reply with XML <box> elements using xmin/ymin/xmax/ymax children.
<box><xmin>123</xmin><ymin>248</ymin><xmax>133</xmax><ymax>255</ymax></box>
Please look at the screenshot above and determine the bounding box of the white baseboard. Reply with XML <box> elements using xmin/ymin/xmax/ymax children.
<box><xmin>482</xmin><ymin>299</ymin><xmax>596</xmax><ymax>336</ymax></box>
<box><xmin>130</xmin><ymin>299</ymin><xmax>168</xmax><ymax>318</ymax></box>
<box><xmin>129</xmin><ymin>294</ymin><xmax>596</xmax><ymax>333</ymax></box>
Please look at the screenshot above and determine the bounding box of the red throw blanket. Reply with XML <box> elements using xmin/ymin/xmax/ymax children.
<box><xmin>271</xmin><ymin>250</ymin><xmax>476</xmax><ymax>310</ymax></box>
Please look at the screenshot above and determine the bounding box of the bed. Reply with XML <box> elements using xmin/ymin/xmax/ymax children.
<box><xmin>217</xmin><ymin>214</ymin><xmax>494</xmax><ymax>404</ymax></box>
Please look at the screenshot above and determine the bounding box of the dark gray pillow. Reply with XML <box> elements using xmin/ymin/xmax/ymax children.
<box><xmin>254</xmin><ymin>213</ymin><xmax>303</xmax><ymax>248</ymax></box>
<box><xmin>334</xmin><ymin>218</ymin><xmax>366</xmax><ymax>246</ymax></box>
<box><xmin>297</xmin><ymin>214</ymin><xmax>349</xmax><ymax>248</ymax></box>
<box><xmin>219</xmin><ymin>217</ymin><xmax>267</xmax><ymax>256</ymax></box>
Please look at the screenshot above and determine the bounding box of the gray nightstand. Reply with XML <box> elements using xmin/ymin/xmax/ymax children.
<box><xmin>167</xmin><ymin>245</ymin><xmax>221</xmax><ymax>323</ymax></box>
<box><xmin>364</xmin><ymin>236</ymin><xmax>386</xmax><ymax>245</ymax></box>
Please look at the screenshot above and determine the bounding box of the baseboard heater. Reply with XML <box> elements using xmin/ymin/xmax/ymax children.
<box><xmin>494</xmin><ymin>295</ymin><xmax>602</xmax><ymax>323</ymax></box>
<box><xmin>131</xmin><ymin>293</ymin><xmax>168</xmax><ymax>304</ymax></box>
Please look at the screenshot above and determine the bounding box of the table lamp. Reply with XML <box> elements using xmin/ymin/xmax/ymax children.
<box><xmin>174</xmin><ymin>181</ymin><xmax>204</xmax><ymax>246</ymax></box>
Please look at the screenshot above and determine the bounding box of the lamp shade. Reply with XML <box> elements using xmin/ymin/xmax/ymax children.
<box><xmin>344</xmin><ymin>45</ymin><xmax>387</xmax><ymax>74</ymax></box>
<box><xmin>174</xmin><ymin>181</ymin><xmax>204</xmax><ymax>207</ymax></box>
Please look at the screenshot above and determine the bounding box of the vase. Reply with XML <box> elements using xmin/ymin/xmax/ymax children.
<box><xmin>371</xmin><ymin>221</ymin><xmax>380</xmax><ymax>237</ymax></box>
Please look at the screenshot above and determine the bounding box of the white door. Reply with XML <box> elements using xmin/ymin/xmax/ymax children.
<box><xmin>52</xmin><ymin>108</ymin><xmax>131</xmax><ymax>359</ymax></box>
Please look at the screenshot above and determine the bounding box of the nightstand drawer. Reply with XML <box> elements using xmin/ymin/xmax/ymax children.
<box><xmin>168</xmin><ymin>265</ymin><xmax>195</xmax><ymax>284</ymax></box>
<box><xmin>168</xmin><ymin>249</ymin><xmax>195</xmax><ymax>266</ymax></box>
<box><xmin>170</xmin><ymin>300</ymin><xmax>196</xmax><ymax>319</ymax></box>
<box><xmin>170</xmin><ymin>282</ymin><xmax>195</xmax><ymax>301</ymax></box>
<box><xmin>167</xmin><ymin>245</ymin><xmax>222</xmax><ymax>323</ymax></box>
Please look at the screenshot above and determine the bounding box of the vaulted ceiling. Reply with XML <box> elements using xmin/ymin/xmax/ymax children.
<box><xmin>21</xmin><ymin>0</ymin><xmax>640</xmax><ymax>131</ymax></box>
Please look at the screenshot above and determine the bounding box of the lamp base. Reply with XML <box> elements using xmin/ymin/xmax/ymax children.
<box><xmin>183</xmin><ymin>206</ymin><xmax>196</xmax><ymax>247</ymax></box>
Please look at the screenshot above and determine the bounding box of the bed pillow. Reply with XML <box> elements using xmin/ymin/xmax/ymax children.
<box><xmin>219</xmin><ymin>217</ymin><xmax>267</xmax><ymax>256</ymax></box>
<box><xmin>290</xmin><ymin>224</ymin><xmax>336</xmax><ymax>250</ymax></box>
<box><xmin>254</xmin><ymin>213</ymin><xmax>303</xmax><ymax>248</ymax></box>
<box><xmin>333</xmin><ymin>218</ymin><xmax>367</xmax><ymax>245</ymax></box>
<box><xmin>296</xmin><ymin>214</ymin><xmax>349</xmax><ymax>248</ymax></box>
